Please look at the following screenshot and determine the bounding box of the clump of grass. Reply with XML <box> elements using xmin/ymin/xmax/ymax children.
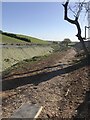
<box><xmin>4</xmin><ymin>58</ymin><xmax>10</xmax><ymax>62</ymax></box>
<box><xmin>30</xmin><ymin>56</ymin><xmax>40</xmax><ymax>61</ymax></box>
<box><xmin>24</xmin><ymin>55</ymin><xmax>48</xmax><ymax>62</ymax></box>
<box><xmin>2</xmin><ymin>67</ymin><xmax>13</xmax><ymax>77</ymax></box>
<box><xmin>51</xmin><ymin>43</ymin><xmax>69</xmax><ymax>53</ymax></box>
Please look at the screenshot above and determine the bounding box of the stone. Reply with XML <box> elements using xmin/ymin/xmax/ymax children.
<box><xmin>10</xmin><ymin>103</ymin><xmax>43</xmax><ymax>118</ymax></box>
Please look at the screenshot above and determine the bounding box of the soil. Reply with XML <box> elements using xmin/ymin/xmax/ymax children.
<box><xmin>1</xmin><ymin>48</ymin><xmax>90</xmax><ymax>119</ymax></box>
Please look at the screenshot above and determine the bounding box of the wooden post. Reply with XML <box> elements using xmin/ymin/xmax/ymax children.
<box><xmin>88</xmin><ymin>1</ymin><xmax>90</xmax><ymax>39</ymax></box>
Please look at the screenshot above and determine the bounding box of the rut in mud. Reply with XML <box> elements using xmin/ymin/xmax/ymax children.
<box><xmin>2</xmin><ymin>48</ymin><xmax>90</xmax><ymax>119</ymax></box>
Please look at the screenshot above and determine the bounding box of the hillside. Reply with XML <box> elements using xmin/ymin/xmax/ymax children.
<box><xmin>2</xmin><ymin>45</ymin><xmax>53</xmax><ymax>71</ymax></box>
<box><xmin>0</xmin><ymin>34</ymin><xmax>28</xmax><ymax>44</ymax></box>
<box><xmin>17</xmin><ymin>34</ymin><xmax>50</xmax><ymax>44</ymax></box>
<box><xmin>0</xmin><ymin>31</ymin><xmax>50</xmax><ymax>45</ymax></box>
<box><xmin>0</xmin><ymin>31</ymin><xmax>54</xmax><ymax>72</ymax></box>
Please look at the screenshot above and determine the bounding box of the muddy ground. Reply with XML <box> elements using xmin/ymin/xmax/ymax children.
<box><xmin>1</xmin><ymin>48</ymin><xmax>90</xmax><ymax>119</ymax></box>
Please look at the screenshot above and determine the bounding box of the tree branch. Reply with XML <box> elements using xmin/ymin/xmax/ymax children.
<box><xmin>63</xmin><ymin>2</ymin><xmax>76</xmax><ymax>24</ymax></box>
<box><xmin>63</xmin><ymin>1</ymin><xmax>88</xmax><ymax>55</ymax></box>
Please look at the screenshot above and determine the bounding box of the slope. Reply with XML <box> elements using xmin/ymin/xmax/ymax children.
<box><xmin>0</xmin><ymin>31</ymin><xmax>49</xmax><ymax>45</ymax></box>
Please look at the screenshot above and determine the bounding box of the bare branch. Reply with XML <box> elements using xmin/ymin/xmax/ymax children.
<box><xmin>63</xmin><ymin>1</ymin><xmax>76</xmax><ymax>24</ymax></box>
<box><xmin>63</xmin><ymin>0</ymin><xmax>89</xmax><ymax>55</ymax></box>
<box><xmin>69</xmin><ymin>6</ymin><xmax>77</xmax><ymax>17</ymax></box>
<box><xmin>76</xmin><ymin>0</ymin><xmax>85</xmax><ymax>18</ymax></box>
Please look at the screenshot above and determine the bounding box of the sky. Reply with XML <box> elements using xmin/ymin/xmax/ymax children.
<box><xmin>2</xmin><ymin>2</ymin><xmax>88</xmax><ymax>41</ymax></box>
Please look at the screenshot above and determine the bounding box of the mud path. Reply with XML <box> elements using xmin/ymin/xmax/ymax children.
<box><xmin>3</xmin><ymin>48</ymin><xmax>76</xmax><ymax>80</ymax></box>
<box><xmin>1</xmin><ymin>48</ymin><xmax>89</xmax><ymax>118</ymax></box>
<box><xmin>2</xmin><ymin>49</ymin><xmax>76</xmax><ymax>91</ymax></box>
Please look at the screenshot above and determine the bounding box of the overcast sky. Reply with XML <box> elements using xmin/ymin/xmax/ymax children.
<box><xmin>2</xmin><ymin>2</ymin><xmax>88</xmax><ymax>41</ymax></box>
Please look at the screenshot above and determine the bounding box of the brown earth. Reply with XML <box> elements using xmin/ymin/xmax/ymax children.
<box><xmin>1</xmin><ymin>48</ymin><xmax>90</xmax><ymax>119</ymax></box>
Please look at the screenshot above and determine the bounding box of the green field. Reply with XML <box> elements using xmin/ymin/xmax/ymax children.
<box><xmin>0</xmin><ymin>32</ymin><xmax>50</xmax><ymax>44</ymax></box>
<box><xmin>17</xmin><ymin>34</ymin><xmax>49</xmax><ymax>44</ymax></box>
<box><xmin>0</xmin><ymin>34</ymin><xmax>27</xmax><ymax>44</ymax></box>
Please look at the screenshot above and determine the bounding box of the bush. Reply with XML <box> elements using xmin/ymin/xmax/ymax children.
<box><xmin>61</xmin><ymin>38</ymin><xmax>71</xmax><ymax>46</ymax></box>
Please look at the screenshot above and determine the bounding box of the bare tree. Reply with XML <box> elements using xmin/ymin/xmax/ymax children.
<box><xmin>63</xmin><ymin>0</ymin><xmax>89</xmax><ymax>56</ymax></box>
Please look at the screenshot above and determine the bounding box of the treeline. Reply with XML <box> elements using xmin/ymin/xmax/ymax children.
<box><xmin>0</xmin><ymin>30</ymin><xmax>3</xmax><ymax>33</ymax></box>
<box><xmin>1</xmin><ymin>31</ymin><xmax>31</xmax><ymax>43</ymax></box>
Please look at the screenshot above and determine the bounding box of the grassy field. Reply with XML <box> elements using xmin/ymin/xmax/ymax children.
<box><xmin>0</xmin><ymin>32</ymin><xmax>49</xmax><ymax>45</ymax></box>
<box><xmin>0</xmin><ymin>34</ymin><xmax>28</xmax><ymax>44</ymax></box>
<box><xmin>17</xmin><ymin>34</ymin><xmax>49</xmax><ymax>44</ymax></box>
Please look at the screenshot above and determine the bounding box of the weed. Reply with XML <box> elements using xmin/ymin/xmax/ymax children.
<box><xmin>4</xmin><ymin>59</ymin><xmax>10</xmax><ymax>62</ymax></box>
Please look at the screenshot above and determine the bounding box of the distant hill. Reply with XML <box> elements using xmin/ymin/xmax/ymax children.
<box><xmin>0</xmin><ymin>31</ymin><xmax>50</xmax><ymax>45</ymax></box>
<box><xmin>16</xmin><ymin>34</ymin><xmax>49</xmax><ymax>44</ymax></box>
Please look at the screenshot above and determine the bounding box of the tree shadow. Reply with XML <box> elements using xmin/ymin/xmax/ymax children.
<box><xmin>73</xmin><ymin>90</ymin><xmax>90</xmax><ymax>120</ymax></box>
<box><xmin>2</xmin><ymin>56</ymin><xmax>90</xmax><ymax>91</ymax></box>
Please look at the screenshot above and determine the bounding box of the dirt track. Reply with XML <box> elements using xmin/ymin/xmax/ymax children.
<box><xmin>1</xmin><ymin>48</ymin><xmax>90</xmax><ymax>119</ymax></box>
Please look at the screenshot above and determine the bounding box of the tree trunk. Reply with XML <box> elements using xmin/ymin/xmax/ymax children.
<box><xmin>63</xmin><ymin>1</ymin><xmax>89</xmax><ymax>56</ymax></box>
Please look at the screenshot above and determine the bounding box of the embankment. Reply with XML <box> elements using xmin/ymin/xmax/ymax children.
<box><xmin>1</xmin><ymin>45</ymin><xmax>53</xmax><ymax>71</ymax></box>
